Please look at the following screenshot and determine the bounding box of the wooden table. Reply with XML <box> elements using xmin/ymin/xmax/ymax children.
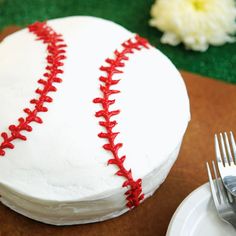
<box><xmin>1</xmin><ymin>27</ymin><xmax>236</xmax><ymax>236</ymax></box>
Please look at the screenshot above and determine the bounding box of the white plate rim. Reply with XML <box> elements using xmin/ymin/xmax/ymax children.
<box><xmin>166</xmin><ymin>182</ymin><xmax>210</xmax><ymax>236</ymax></box>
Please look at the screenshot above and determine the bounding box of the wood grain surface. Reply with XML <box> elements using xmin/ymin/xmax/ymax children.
<box><xmin>1</xmin><ymin>27</ymin><xmax>236</xmax><ymax>236</ymax></box>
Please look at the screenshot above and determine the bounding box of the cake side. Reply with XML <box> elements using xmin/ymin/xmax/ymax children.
<box><xmin>0</xmin><ymin>141</ymin><xmax>182</xmax><ymax>225</ymax></box>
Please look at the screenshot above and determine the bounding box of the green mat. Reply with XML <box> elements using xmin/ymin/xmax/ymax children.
<box><xmin>0</xmin><ymin>0</ymin><xmax>236</xmax><ymax>83</ymax></box>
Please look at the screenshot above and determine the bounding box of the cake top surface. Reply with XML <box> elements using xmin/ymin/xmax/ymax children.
<box><xmin>0</xmin><ymin>16</ymin><xmax>190</xmax><ymax>202</ymax></box>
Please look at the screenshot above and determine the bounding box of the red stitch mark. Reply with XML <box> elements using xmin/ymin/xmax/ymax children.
<box><xmin>0</xmin><ymin>22</ymin><xmax>67</xmax><ymax>156</ymax></box>
<box><xmin>93</xmin><ymin>35</ymin><xmax>149</xmax><ymax>208</ymax></box>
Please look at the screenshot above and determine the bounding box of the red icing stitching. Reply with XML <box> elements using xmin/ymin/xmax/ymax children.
<box><xmin>0</xmin><ymin>22</ymin><xmax>67</xmax><ymax>156</ymax></box>
<box><xmin>93</xmin><ymin>35</ymin><xmax>149</xmax><ymax>208</ymax></box>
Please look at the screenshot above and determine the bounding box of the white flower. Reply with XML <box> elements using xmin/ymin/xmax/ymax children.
<box><xmin>149</xmin><ymin>0</ymin><xmax>236</xmax><ymax>51</ymax></box>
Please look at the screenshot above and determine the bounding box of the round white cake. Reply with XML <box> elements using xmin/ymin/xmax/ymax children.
<box><xmin>0</xmin><ymin>16</ymin><xmax>190</xmax><ymax>225</ymax></box>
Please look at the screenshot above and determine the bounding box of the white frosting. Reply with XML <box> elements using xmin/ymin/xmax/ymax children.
<box><xmin>0</xmin><ymin>16</ymin><xmax>190</xmax><ymax>225</ymax></box>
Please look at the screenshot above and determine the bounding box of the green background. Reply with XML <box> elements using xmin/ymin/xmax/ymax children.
<box><xmin>0</xmin><ymin>0</ymin><xmax>236</xmax><ymax>83</ymax></box>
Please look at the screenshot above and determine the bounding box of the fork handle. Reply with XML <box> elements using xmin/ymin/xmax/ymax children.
<box><xmin>228</xmin><ymin>220</ymin><xmax>236</xmax><ymax>231</ymax></box>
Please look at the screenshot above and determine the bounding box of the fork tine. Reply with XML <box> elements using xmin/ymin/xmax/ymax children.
<box><xmin>215</xmin><ymin>134</ymin><xmax>224</xmax><ymax>167</ymax></box>
<box><xmin>212</xmin><ymin>161</ymin><xmax>228</xmax><ymax>204</ymax></box>
<box><xmin>227</xmin><ymin>189</ymin><xmax>234</xmax><ymax>203</ymax></box>
<box><xmin>206</xmin><ymin>162</ymin><xmax>220</xmax><ymax>206</ymax></box>
<box><xmin>224</xmin><ymin>132</ymin><xmax>234</xmax><ymax>164</ymax></box>
<box><xmin>219</xmin><ymin>133</ymin><xmax>229</xmax><ymax>166</ymax></box>
<box><xmin>230</xmin><ymin>131</ymin><xmax>236</xmax><ymax>164</ymax></box>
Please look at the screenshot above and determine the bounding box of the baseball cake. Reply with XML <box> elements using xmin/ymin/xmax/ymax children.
<box><xmin>0</xmin><ymin>16</ymin><xmax>190</xmax><ymax>225</ymax></box>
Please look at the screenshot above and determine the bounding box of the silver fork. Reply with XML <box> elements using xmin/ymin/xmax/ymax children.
<box><xmin>215</xmin><ymin>131</ymin><xmax>236</xmax><ymax>196</ymax></box>
<box><xmin>207</xmin><ymin>161</ymin><xmax>236</xmax><ymax>230</ymax></box>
